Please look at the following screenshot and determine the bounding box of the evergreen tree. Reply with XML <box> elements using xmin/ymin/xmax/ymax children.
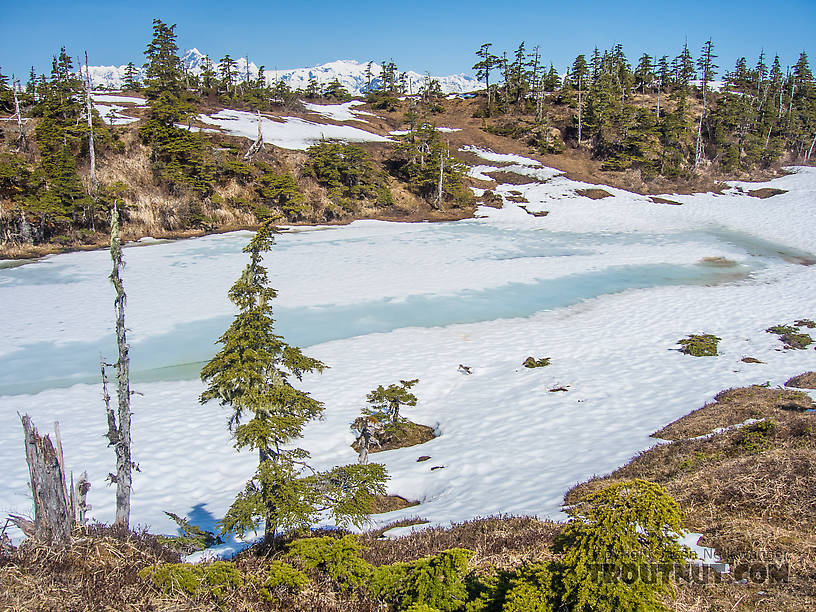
<box><xmin>123</xmin><ymin>61</ymin><xmax>140</xmax><ymax>90</ymax></box>
<box><xmin>364</xmin><ymin>379</ymin><xmax>419</xmax><ymax>425</ymax></box>
<box><xmin>673</xmin><ymin>42</ymin><xmax>696</xmax><ymax>89</ymax></box>
<box><xmin>473</xmin><ymin>43</ymin><xmax>499</xmax><ymax>115</ymax></box>
<box><xmin>199</xmin><ymin>55</ymin><xmax>216</xmax><ymax>94</ymax></box>
<box><xmin>322</xmin><ymin>79</ymin><xmax>352</xmax><ymax>101</ymax></box>
<box><xmin>634</xmin><ymin>54</ymin><xmax>655</xmax><ymax>93</ymax></box>
<box><xmin>200</xmin><ymin>223</ymin><xmax>387</xmax><ymax>542</ymax></box>
<box><xmin>140</xmin><ymin>19</ymin><xmax>213</xmax><ymax>195</ymax></box>
<box><xmin>218</xmin><ymin>54</ymin><xmax>238</xmax><ymax>95</ymax></box>
<box><xmin>143</xmin><ymin>19</ymin><xmax>183</xmax><ymax>100</ymax></box>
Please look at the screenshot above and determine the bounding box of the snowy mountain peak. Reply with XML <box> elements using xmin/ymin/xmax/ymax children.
<box><xmin>87</xmin><ymin>50</ymin><xmax>481</xmax><ymax>95</ymax></box>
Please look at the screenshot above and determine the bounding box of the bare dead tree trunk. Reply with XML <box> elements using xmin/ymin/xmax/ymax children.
<box><xmin>104</xmin><ymin>203</ymin><xmax>133</xmax><ymax>528</ymax></box>
<box><xmin>10</xmin><ymin>416</ymin><xmax>74</xmax><ymax>546</ymax></box>
<box><xmin>12</xmin><ymin>75</ymin><xmax>24</xmax><ymax>150</ymax></box>
<box><xmin>577</xmin><ymin>77</ymin><xmax>583</xmax><ymax>146</ymax></box>
<box><xmin>656</xmin><ymin>80</ymin><xmax>661</xmax><ymax>119</ymax></box>
<box><xmin>807</xmin><ymin>133</ymin><xmax>816</xmax><ymax>163</ymax></box>
<box><xmin>435</xmin><ymin>152</ymin><xmax>444</xmax><ymax>209</ymax></box>
<box><xmin>73</xmin><ymin>471</ymin><xmax>91</xmax><ymax>526</ymax></box>
<box><xmin>244</xmin><ymin>111</ymin><xmax>265</xmax><ymax>160</ymax></box>
<box><xmin>84</xmin><ymin>52</ymin><xmax>98</xmax><ymax>193</ymax></box>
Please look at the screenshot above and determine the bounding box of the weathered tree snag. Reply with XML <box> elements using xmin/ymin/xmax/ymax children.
<box><xmin>244</xmin><ymin>111</ymin><xmax>265</xmax><ymax>160</ymax></box>
<box><xmin>104</xmin><ymin>203</ymin><xmax>133</xmax><ymax>528</ymax></box>
<box><xmin>83</xmin><ymin>52</ymin><xmax>98</xmax><ymax>193</ymax></box>
<box><xmin>11</xmin><ymin>416</ymin><xmax>74</xmax><ymax>546</ymax></box>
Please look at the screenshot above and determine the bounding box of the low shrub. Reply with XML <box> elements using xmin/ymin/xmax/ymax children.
<box><xmin>523</xmin><ymin>356</ymin><xmax>551</xmax><ymax>368</ymax></box>
<box><xmin>678</xmin><ymin>333</ymin><xmax>721</xmax><ymax>356</ymax></box>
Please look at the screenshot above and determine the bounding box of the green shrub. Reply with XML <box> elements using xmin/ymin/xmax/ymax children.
<box><xmin>766</xmin><ymin>323</ymin><xmax>813</xmax><ymax>349</ymax></box>
<box><xmin>287</xmin><ymin>535</ymin><xmax>374</xmax><ymax>592</ymax></box>
<box><xmin>254</xmin><ymin>165</ymin><xmax>308</xmax><ymax>220</ymax></box>
<box><xmin>556</xmin><ymin>480</ymin><xmax>689</xmax><ymax>612</ymax></box>
<box><xmin>677</xmin><ymin>333</ymin><xmax>721</xmax><ymax>356</ymax></box>
<box><xmin>390</xmin><ymin>548</ymin><xmax>474</xmax><ymax>611</ymax></box>
<box><xmin>501</xmin><ymin>562</ymin><xmax>558</xmax><ymax>612</ymax></box>
<box><xmin>139</xmin><ymin>562</ymin><xmax>204</xmax><ymax>596</ymax></box>
<box><xmin>259</xmin><ymin>561</ymin><xmax>310</xmax><ymax>601</ymax></box>
<box><xmin>306</xmin><ymin>141</ymin><xmax>393</xmax><ymax>210</ymax></box>
<box><xmin>736</xmin><ymin>419</ymin><xmax>777</xmax><ymax>453</ymax></box>
<box><xmin>523</xmin><ymin>356</ymin><xmax>551</xmax><ymax>368</ymax></box>
<box><xmin>139</xmin><ymin>560</ymin><xmax>243</xmax><ymax>600</ymax></box>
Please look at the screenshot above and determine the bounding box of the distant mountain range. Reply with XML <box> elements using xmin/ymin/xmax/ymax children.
<box><xmin>88</xmin><ymin>49</ymin><xmax>482</xmax><ymax>95</ymax></box>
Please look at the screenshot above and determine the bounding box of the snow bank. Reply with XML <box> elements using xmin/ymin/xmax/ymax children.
<box><xmin>303</xmin><ymin>100</ymin><xmax>371</xmax><ymax>123</ymax></box>
<box><xmin>196</xmin><ymin>109</ymin><xmax>391</xmax><ymax>150</ymax></box>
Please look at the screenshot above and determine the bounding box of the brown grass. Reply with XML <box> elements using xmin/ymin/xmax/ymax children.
<box><xmin>747</xmin><ymin>188</ymin><xmax>788</xmax><ymax>198</ymax></box>
<box><xmin>785</xmin><ymin>371</ymin><xmax>816</xmax><ymax>389</ymax></box>
<box><xmin>575</xmin><ymin>188</ymin><xmax>612</xmax><ymax>199</ymax></box>
<box><xmin>369</xmin><ymin>495</ymin><xmax>418</xmax><ymax>514</ymax></box>
<box><xmin>359</xmin><ymin>515</ymin><xmax>561</xmax><ymax>570</ymax></box>
<box><xmin>367</xmin><ymin>420</ymin><xmax>436</xmax><ymax>453</ymax></box>
<box><xmin>566</xmin><ymin>384</ymin><xmax>816</xmax><ymax>611</ymax></box>
<box><xmin>650</xmin><ymin>196</ymin><xmax>682</xmax><ymax>205</ymax></box>
<box><xmin>653</xmin><ymin>385</ymin><xmax>814</xmax><ymax>440</ymax></box>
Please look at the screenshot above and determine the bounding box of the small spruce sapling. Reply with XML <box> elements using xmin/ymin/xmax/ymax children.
<box><xmin>365</xmin><ymin>379</ymin><xmax>419</xmax><ymax>425</ymax></box>
<box><xmin>200</xmin><ymin>222</ymin><xmax>387</xmax><ymax>543</ymax></box>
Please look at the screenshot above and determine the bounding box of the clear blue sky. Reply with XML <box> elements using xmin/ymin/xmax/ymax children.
<box><xmin>1</xmin><ymin>0</ymin><xmax>814</xmax><ymax>80</ymax></box>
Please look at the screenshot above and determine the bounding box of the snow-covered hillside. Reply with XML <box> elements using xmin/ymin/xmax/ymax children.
<box><xmin>88</xmin><ymin>49</ymin><xmax>481</xmax><ymax>95</ymax></box>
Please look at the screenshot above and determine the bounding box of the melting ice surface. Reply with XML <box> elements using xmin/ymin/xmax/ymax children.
<box><xmin>0</xmin><ymin>222</ymin><xmax>785</xmax><ymax>395</ymax></box>
<box><xmin>2</xmin><ymin>165</ymin><xmax>816</xmax><ymax>543</ymax></box>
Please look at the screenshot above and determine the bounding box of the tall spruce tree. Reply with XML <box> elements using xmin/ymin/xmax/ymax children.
<box><xmin>140</xmin><ymin>19</ymin><xmax>213</xmax><ymax>195</ymax></box>
<box><xmin>200</xmin><ymin>223</ymin><xmax>387</xmax><ymax>543</ymax></box>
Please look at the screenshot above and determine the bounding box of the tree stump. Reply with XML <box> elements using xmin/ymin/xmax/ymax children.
<box><xmin>10</xmin><ymin>416</ymin><xmax>77</xmax><ymax>547</ymax></box>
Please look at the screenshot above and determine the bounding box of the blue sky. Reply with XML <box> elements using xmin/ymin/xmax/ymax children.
<box><xmin>1</xmin><ymin>0</ymin><xmax>814</xmax><ymax>80</ymax></box>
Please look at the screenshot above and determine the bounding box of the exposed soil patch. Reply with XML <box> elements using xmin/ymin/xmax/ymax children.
<box><xmin>786</xmin><ymin>371</ymin><xmax>816</xmax><ymax>389</ymax></box>
<box><xmin>649</xmin><ymin>196</ymin><xmax>682</xmax><ymax>205</ymax></box>
<box><xmin>518</xmin><ymin>205</ymin><xmax>548</xmax><ymax>217</ymax></box>
<box><xmin>504</xmin><ymin>194</ymin><xmax>529</xmax><ymax>203</ymax></box>
<box><xmin>575</xmin><ymin>188</ymin><xmax>612</xmax><ymax>200</ymax></box>
<box><xmin>370</xmin><ymin>495</ymin><xmax>419</xmax><ymax>514</ymax></box>
<box><xmin>353</xmin><ymin>420</ymin><xmax>436</xmax><ymax>454</ymax></box>
<box><xmin>486</xmin><ymin>170</ymin><xmax>539</xmax><ymax>185</ymax></box>
<box><xmin>748</xmin><ymin>188</ymin><xmax>788</xmax><ymax>198</ymax></box>
<box><xmin>699</xmin><ymin>256</ymin><xmax>737</xmax><ymax>267</ymax></box>
<box><xmin>741</xmin><ymin>356</ymin><xmax>764</xmax><ymax>363</ymax></box>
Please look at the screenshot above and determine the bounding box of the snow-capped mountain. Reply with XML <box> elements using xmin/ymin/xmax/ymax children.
<box><xmin>88</xmin><ymin>49</ymin><xmax>482</xmax><ymax>95</ymax></box>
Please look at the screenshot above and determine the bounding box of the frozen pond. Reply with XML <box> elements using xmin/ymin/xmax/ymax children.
<box><xmin>0</xmin><ymin>222</ymin><xmax>797</xmax><ymax>396</ymax></box>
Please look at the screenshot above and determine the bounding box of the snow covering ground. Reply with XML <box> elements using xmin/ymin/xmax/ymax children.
<box><xmin>1</xmin><ymin>149</ymin><xmax>815</xmax><ymax>547</ymax></box>
<box><xmin>91</xmin><ymin>93</ymin><xmax>145</xmax><ymax>125</ymax></box>
<box><xmin>302</xmin><ymin>101</ymin><xmax>372</xmax><ymax>123</ymax></box>
<box><xmin>196</xmin><ymin>109</ymin><xmax>390</xmax><ymax>150</ymax></box>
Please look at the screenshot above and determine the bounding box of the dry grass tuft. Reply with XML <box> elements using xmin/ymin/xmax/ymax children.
<box><xmin>786</xmin><ymin>371</ymin><xmax>816</xmax><ymax>389</ymax></box>
<box><xmin>747</xmin><ymin>188</ymin><xmax>787</xmax><ymax>198</ymax></box>
<box><xmin>575</xmin><ymin>188</ymin><xmax>613</xmax><ymax>199</ymax></box>
<box><xmin>654</xmin><ymin>385</ymin><xmax>814</xmax><ymax>440</ymax></box>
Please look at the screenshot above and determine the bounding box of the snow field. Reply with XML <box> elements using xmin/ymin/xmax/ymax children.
<box><xmin>196</xmin><ymin>109</ymin><xmax>391</xmax><ymax>150</ymax></box>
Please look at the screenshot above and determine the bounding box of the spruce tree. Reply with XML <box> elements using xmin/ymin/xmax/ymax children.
<box><xmin>473</xmin><ymin>43</ymin><xmax>499</xmax><ymax>115</ymax></box>
<box><xmin>200</xmin><ymin>223</ymin><xmax>387</xmax><ymax>543</ymax></box>
<box><xmin>123</xmin><ymin>61</ymin><xmax>140</xmax><ymax>90</ymax></box>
